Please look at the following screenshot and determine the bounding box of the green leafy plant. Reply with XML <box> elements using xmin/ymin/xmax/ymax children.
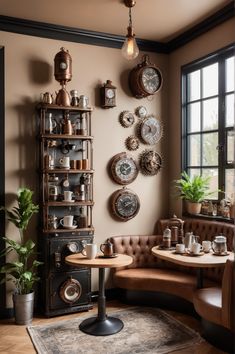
<box><xmin>173</xmin><ymin>171</ymin><xmax>216</xmax><ymax>203</ymax></box>
<box><xmin>0</xmin><ymin>188</ymin><xmax>43</xmax><ymax>295</ymax></box>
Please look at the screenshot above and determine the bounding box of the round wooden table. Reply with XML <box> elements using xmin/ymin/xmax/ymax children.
<box><xmin>65</xmin><ymin>253</ymin><xmax>133</xmax><ymax>336</ymax></box>
<box><xmin>152</xmin><ymin>246</ymin><xmax>234</xmax><ymax>288</ymax></box>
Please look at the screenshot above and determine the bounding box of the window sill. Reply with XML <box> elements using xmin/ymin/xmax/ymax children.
<box><xmin>183</xmin><ymin>212</ymin><xmax>234</xmax><ymax>224</ymax></box>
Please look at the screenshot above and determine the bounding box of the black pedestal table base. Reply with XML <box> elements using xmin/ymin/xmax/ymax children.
<box><xmin>79</xmin><ymin>267</ymin><xmax>124</xmax><ymax>336</ymax></box>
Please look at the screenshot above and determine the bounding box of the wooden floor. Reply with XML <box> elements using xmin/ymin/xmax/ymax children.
<box><xmin>0</xmin><ymin>300</ymin><xmax>226</xmax><ymax>354</ymax></box>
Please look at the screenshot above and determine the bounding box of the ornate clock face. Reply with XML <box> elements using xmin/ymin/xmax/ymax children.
<box><xmin>126</xmin><ymin>135</ymin><xmax>140</xmax><ymax>151</ymax></box>
<box><xmin>139</xmin><ymin>150</ymin><xmax>162</xmax><ymax>176</ymax></box>
<box><xmin>110</xmin><ymin>188</ymin><xmax>140</xmax><ymax>221</ymax></box>
<box><xmin>110</xmin><ymin>152</ymin><xmax>138</xmax><ymax>185</ymax></box>
<box><xmin>140</xmin><ymin>116</ymin><xmax>163</xmax><ymax>145</ymax></box>
<box><xmin>135</xmin><ymin>106</ymin><xmax>147</xmax><ymax>119</ymax></box>
<box><xmin>141</xmin><ymin>67</ymin><xmax>162</xmax><ymax>94</ymax></box>
<box><xmin>59</xmin><ymin>278</ymin><xmax>82</xmax><ymax>304</ymax></box>
<box><xmin>106</xmin><ymin>89</ymin><xmax>115</xmax><ymax>99</ymax></box>
<box><xmin>119</xmin><ymin>111</ymin><xmax>135</xmax><ymax>128</ymax></box>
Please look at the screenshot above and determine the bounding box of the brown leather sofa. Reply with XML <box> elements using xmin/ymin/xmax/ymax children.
<box><xmin>110</xmin><ymin>217</ymin><xmax>235</xmax><ymax>328</ymax></box>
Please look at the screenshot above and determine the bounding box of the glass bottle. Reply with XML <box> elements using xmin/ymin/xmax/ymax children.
<box><xmin>78</xmin><ymin>206</ymin><xmax>88</xmax><ymax>228</ymax></box>
<box><xmin>70</xmin><ymin>90</ymin><xmax>79</xmax><ymax>106</ymax></box>
<box><xmin>163</xmin><ymin>226</ymin><xmax>171</xmax><ymax>248</ymax></box>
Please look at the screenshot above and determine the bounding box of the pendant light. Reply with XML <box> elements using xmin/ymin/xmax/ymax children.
<box><xmin>121</xmin><ymin>0</ymin><xmax>139</xmax><ymax>60</ymax></box>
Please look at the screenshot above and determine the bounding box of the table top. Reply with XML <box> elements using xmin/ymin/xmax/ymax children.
<box><xmin>152</xmin><ymin>246</ymin><xmax>234</xmax><ymax>268</ymax></box>
<box><xmin>65</xmin><ymin>253</ymin><xmax>133</xmax><ymax>268</ymax></box>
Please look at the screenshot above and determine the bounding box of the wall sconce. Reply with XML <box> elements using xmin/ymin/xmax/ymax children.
<box><xmin>121</xmin><ymin>0</ymin><xmax>139</xmax><ymax>60</ymax></box>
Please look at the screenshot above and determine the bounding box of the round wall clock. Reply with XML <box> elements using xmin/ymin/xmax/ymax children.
<box><xmin>139</xmin><ymin>150</ymin><xmax>162</xmax><ymax>176</ymax></box>
<box><xmin>110</xmin><ymin>188</ymin><xmax>140</xmax><ymax>221</ymax></box>
<box><xmin>119</xmin><ymin>111</ymin><xmax>135</xmax><ymax>128</ymax></box>
<box><xmin>135</xmin><ymin>106</ymin><xmax>147</xmax><ymax>119</ymax></box>
<box><xmin>129</xmin><ymin>55</ymin><xmax>163</xmax><ymax>98</ymax></box>
<box><xmin>140</xmin><ymin>115</ymin><xmax>163</xmax><ymax>145</ymax></box>
<box><xmin>59</xmin><ymin>278</ymin><xmax>82</xmax><ymax>304</ymax></box>
<box><xmin>110</xmin><ymin>152</ymin><xmax>139</xmax><ymax>185</ymax></box>
<box><xmin>126</xmin><ymin>136</ymin><xmax>140</xmax><ymax>151</ymax></box>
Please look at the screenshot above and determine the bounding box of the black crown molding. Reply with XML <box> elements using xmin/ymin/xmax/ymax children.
<box><xmin>0</xmin><ymin>2</ymin><xmax>234</xmax><ymax>53</ymax></box>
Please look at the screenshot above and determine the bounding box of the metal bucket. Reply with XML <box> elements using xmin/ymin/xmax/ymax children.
<box><xmin>13</xmin><ymin>291</ymin><xmax>34</xmax><ymax>325</ymax></box>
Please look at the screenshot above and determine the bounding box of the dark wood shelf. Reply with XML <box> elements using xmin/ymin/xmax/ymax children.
<box><xmin>43</xmin><ymin>227</ymin><xmax>95</xmax><ymax>233</ymax></box>
<box><xmin>40</xmin><ymin>134</ymin><xmax>94</xmax><ymax>140</ymax></box>
<box><xmin>42</xmin><ymin>168</ymin><xmax>94</xmax><ymax>174</ymax></box>
<box><xmin>37</xmin><ymin>103</ymin><xmax>93</xmax><ymax>112</ymax></box>
<box><xmin>44</xmin><ymin>201</ymin><xmax>94</xmax><ymax>206</ymax></box>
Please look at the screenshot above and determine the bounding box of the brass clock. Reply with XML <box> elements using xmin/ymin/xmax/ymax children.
<box><xmin>140</xmin><ymin>115</ymin><xmax>163</xmax><ymax>145</ymax></box>
<box><xmin>100</xmin><ymin>80</ymin><xmax>116</xmax><ymax>108</ymax></box>
<box><xmin>139</xmin><ymin>150</ymin><xmax>162</xmax><ymax>176</ymax></box>
<box><xmin>119</xmin><ymin>111</ymin><xmax>135</xmax><ymax>128</ymax></box>
<box><xmin>110</xmin><ymin>152</ymin><xmax>139</xmax><ymax>185</ymax></box>
<box><xmin>129</xmin><ymin>55</ymin><xmax>163</xmax><ymax>98</ymax></box>
<box><xmin>110</xmin><ymin>188</ymin><xmax>140</xmax><ymax>221</ymax></box>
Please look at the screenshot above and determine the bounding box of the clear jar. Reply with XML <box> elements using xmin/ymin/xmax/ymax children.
<box><xmin>48</xmin><ymin>175</ymin><xmax>60</xmax><ymax>201</ymax></box>
<box><xmin>78</xmin><ymin>207</ymin><xmax>88</xmax><ymax>228</ymax></box>
<box><xmin>70</xmin><ymin>90</ymin><xmax>79</xmax><ymax>106</ymax></box>
<box><xmin>163</xmin><ymin>226</ymin><xmax>171</xmax><ymax>248</ymax></box>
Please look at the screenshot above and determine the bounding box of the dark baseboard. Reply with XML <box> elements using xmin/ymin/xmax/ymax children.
<box><xmin>0</xmin><ymin>307</ymin><xmax>14</xmax><ymax>319</ymax></box>
<box><xmin>201</xmin><ymin>319</ymin><xmax>235</xmax><ymax>354</ymax></box>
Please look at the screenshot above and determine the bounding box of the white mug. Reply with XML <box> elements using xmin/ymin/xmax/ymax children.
<box><xmin>59</xmin><ymin>156</ymin><xmax>70</xmax><ymax>169</ymax></box>
<box><xmin>64</xmin><ymin>191</ymin><xmax>73</xmax><ymax>201</ymax></box>
<box><xmin>60</xmin><ymin>215</ymin><xmax>75</xmax><ymax>228</ymax></box>
<box><xmin>175</xmin><ymin>243</ymin><xmax>185</xmax><ymax>254</ymax></box>
<box><xmin>202</xmin><ymin>240</ymin><xmax>212</xmax><ymax>253</ymax></box>
<box><xmin>190</xmin><ymin>242</ymin><xmax>202</xmax><ymax>255</ymax></box>
<box><xmin>82</xmin><ymin>243</ymin><xmax>97</xmax><ymax>259</ymax></box>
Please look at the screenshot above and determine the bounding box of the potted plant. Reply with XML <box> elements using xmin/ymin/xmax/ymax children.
<box><xmin>0</xmin><ymin>188</ymin><xmax>42</xmax><ymax>325</ymax></box>
<box><xmin>173</xmin><ymin>171</ymin><xmax>216</xmax><ymax>215</ymax></box>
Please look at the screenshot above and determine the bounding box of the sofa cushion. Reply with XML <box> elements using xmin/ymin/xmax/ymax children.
<box><xmin>114</xmin><ymin>268</ymin><xmax>217</xmax><ymax>302</ymax></box>
<box><xmin>193</xmin><ymin>287</ymin><xmax>222</xmax><ymax>326</ymax></box>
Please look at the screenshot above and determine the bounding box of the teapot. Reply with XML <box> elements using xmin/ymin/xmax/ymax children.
<box><xmin>184</xmin><ymin>232</ymin><xmax>199</xmax><ymax>249</ymax></box>
<box><xmin>55</xmin><ymin>88</ymin><xmax>71</xmax><ymax>106</ymax></box>
<box><xmin>100</xmin><ymin>239</ymin><xmax>113</xmax><ymax>257</ymax></box>
<box><xmin>212</xmin><ymin>235</ymin><xmax>227</xmax><ymax>255</ymax></box>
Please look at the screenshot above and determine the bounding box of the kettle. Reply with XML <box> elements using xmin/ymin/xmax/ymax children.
<box><xmin>100</xmin><ymin>239</ymin><xmax>113</xmax><ymax>257</ymax></box>
<box><xmin>55</xmin><ymin>88</ymin><xmax>71</xmax><ymax>106</ymax></box>
<box><xmin>212</xmin><ymin>235</ymin><xmax>227</xmax><ymax>255</ymax></box>
<box><xmin>42</xmin><ymin>92</ymin><xmax>53</xmax><ymax>104</ymax></box>
<box><xmin>184</xmin><ymin>232</ymin><xmax>199</xmax><ymax>249</ymax></box>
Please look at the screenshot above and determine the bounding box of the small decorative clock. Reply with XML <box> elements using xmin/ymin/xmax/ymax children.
<box><xmin>139</xmin><ymin>150</ymin><xmax>162</xmax><ymax>176</ymax></box>
<box><xmin>139</xmin><ymin>115</ymin><xmax>163</xmax><ymax>145</ymax></box>
<box><xmin>119</xmin><ymin>111</ymin><xmax>135</xmax><ymax>128</ymax></box>
<box><xmin>135</xmin><ymin>106</ymin><xmax>147</xmax><ymax>119</ymax></box>
<box><xmin>126</xmin><ymin>136</ymin><xmax>140</xmax><ymax>151</ymax></box>
<box><xmin>110</xmin><ymin>152</ymin><xmax>139</xmax><ymax>185</ymax></box>
<box><xmin>110</xmin><ymin>188</ymin><xmax>140</xmax><ymax>221</ymax></box>
<box><xmin>129</xmin><ymin>55</ymin><xmax>163</xmax><ymax>99</ymax></box>
<box><xmin>100</xmin><ymin>80</ymin><xmax>116</xmax><ymax>108</ymax></box>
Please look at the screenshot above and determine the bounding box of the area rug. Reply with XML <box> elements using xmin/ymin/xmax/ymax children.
<box><xmin>27</xmin><ymin>307</ymin><xmax>203</xmax><ymax>354</ymax></box>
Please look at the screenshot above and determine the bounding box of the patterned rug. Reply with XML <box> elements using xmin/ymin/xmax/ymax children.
<box><xmin>27</xmin><ymin>307</ymin><xmax>203</xmax><ymax>354</ymax></box>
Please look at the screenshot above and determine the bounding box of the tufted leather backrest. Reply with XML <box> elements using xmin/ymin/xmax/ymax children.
<box><xmin>110</xmin><ymin>235</ymin><xmax>162</xmax><ymax>268</ymax></box>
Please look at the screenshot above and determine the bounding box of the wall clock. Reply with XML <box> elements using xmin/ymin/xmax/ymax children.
<box><xmin>139</xmin><ymin>150</ymin><xmax>162</xmax><ymax>176</ymax></box>
<box><xmin>110</xmin><ymin>188</ymin><xmax>140</xmax><ymax>221</ymax></box>
<box><xmin>119</xmin><ymin>111</ymin><xmax>135</xmax><ymax>128</ymax></box>
<box><xmin>100</xmin><ymin>80</ymin><xmax>116</xmax><ymax>108</ymax></box>
<box><xmin>140</xmin><ymin>115</ymin><xmax>163</xmax><ymax>145</ymax></box>
<box><xmin>125</xmin><ymin>135</ymin><xmax>140</xmax><ymax>151</ymax></box>
<box><xmin>135</xmin><ymin>106</ymin><xmax>147</xmax><ymax>119</ymax></box>
<box><xmin>129</xmin><ymin>55</ymin><xmax>163</xmax><ymax>98</ymax></box>
<box><xmin>110</xmin><ymin>152</ymin><xmax>139</xmax><ymax>185</ymax></box>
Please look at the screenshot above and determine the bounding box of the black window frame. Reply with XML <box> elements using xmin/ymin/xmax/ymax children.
<box><xmin>181</xmin><ymin>44</ymin><xmax>235</xmax><ymax>206</ymax></box>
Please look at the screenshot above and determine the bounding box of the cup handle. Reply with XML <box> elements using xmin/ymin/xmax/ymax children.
<box><xmin>100</xmin><ymin>244</ymin><xmax>105</xmax><ymax>253</ymax></box>
<box><xmin>81</xmin><ymin>248</ymin><xmax>87</xmax><ymax>256</ymax></box>
<box><xmin>59</xmin><ymin>219</ymin><xmax>64</xmax><ymax>226</ymax></box>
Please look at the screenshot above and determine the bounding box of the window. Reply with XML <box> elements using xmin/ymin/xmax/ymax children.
<box><xmin>182</xmin><ymin>45</ymin><xmax>235</xmax><ymax>202</ymax></box>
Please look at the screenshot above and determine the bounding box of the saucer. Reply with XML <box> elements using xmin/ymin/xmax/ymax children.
<box><xmin>173</xmin><ymin>250</ymin><xmax>186</xmax><ymax>255</ymax></box>
<box><xmin>212</xmin><ymin>251</ymin><xmax>229</xmax><ymax>256</ymax></box>
<box><xmin>63</xmin><ymin>199</ymin><xmax>75</xmax><ymax>203</ymax></box>
<box><xmin>187</xmin><ymin>251</ymin><xmax>204</xmax><ymax>257</ymax></box>
<box><xmin>98</xmin><ymin>253</ymin><xmax>118</xmax><ymax>259</ymax></box>
<box><xmin>63</xmin><ymin>225</ymin><xmax>77</xmax><ymax>230</ymax></box>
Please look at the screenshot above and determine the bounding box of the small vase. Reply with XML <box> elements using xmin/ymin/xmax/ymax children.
<box><xmin>186</xmin><ymin>201</ymin><xmax>201</xmax><ymax>215</ymax></box>
<box><xmin>13</xmin><ymin>291</ymin><xmax>34</xmax><ymax>325</ymax></box>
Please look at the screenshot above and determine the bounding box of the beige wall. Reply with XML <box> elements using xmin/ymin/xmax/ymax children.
<box><xmin>168</xmin><ymin>18</ymin><xmax>235</xmax><ymax>216</ymax></box>
<box><xmin>1</xmin><ymin>31</ymin><xmax>169</xmax><ymax>299</ymax></box>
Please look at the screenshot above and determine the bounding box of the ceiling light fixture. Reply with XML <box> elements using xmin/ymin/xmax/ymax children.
<box><xmin>121</xmin><ymin>0</ymin><xmax>139</xmax><ymax>61</ymax></box>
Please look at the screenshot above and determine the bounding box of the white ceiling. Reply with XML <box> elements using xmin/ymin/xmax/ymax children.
<box><xmin>0</xmin><ymin>0</ymin><xmax>232</xmax><ymax>42</ymax></box>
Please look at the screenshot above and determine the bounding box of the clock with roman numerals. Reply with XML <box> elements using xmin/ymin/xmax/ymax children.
<box><xmin>110</xmin><ymin>152</ymin><xmax>139</xmax><ymax>185</ymax></box>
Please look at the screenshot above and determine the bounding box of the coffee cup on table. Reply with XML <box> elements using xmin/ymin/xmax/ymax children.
<box><xmin>202</xmin><ymin>240</ymin><xmax>212</xmax><ymax>253</ymax></box>
<box><xmin>190</xmin><ymin>242</ymin><xmax>202</xmax><ymax>255</ymax></box>
<box><xmin>82</xmin><ymin>243</ymin><xmax>97</xmax><ymax>259</ymax></box>
<box><xmin>175</xmin><ymin>243</ymin><xmax>185</xmax><ymax>254</ymax></box>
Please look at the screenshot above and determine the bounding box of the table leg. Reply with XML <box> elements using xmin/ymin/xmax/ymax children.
<box><xmin>197</xmin><ymin>268</ymin><xmax>203</xmax><ymax>288</ymax></box>
<box><xmin>79</xmin><ymin>267</ymin><xmax>124</xmax><ymax>336</ymax></box>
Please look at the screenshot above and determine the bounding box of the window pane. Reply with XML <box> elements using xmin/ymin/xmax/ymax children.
<box><xmin>188</xmin><ymin>134</ymin><xmax>201</xmax><ymax>166</ymax></box>
<box><xmin>202</xmin><ymin>98</ymin><xmax>218</xmax><ymax>130</ymax></box>
<box><xmin>188</xmin><ymin>102</ymin><xmax>200</xmax><ymax>132</ymax></box>
<box><xmin>225</xmin><ymin>169</ymin><xmax>235</xmax><ymax>199</ymax></box>
<box><xmin>202</xmin><ymin>63</ymin><xmax>218</xmax><ymax>98</ymax></box>
<box><xmin>202</xmin><ymin>168</ymin><xmax>218</xmax><ymax>199</ymax></box>
<box><xmin>225</xmin><ymin>94</ymin><xmax>234</xmax><ymax>127</ymax></box>
<box><xmin>226</xmin><ymin>56</ymin><xmax>234</xmax><ymax>92</ymax></box>
<box><xmin>188</xmin><ymin>70</ymin><xmax>200</xmax><ymax>101</ymax></box>
<box><xmin>202</xmin><ymin>132</ymin><xmax>218</xmax><ymax>165</ymax></box>
<box><xmin>227</xmin><ymin>130</ymin><xmax>235</xmax><ymax>164</ymax></box>
<box><xmin>188</xmin><ymin>168</ymin><xmax>200</xmax><ymax>178</ymax></box>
